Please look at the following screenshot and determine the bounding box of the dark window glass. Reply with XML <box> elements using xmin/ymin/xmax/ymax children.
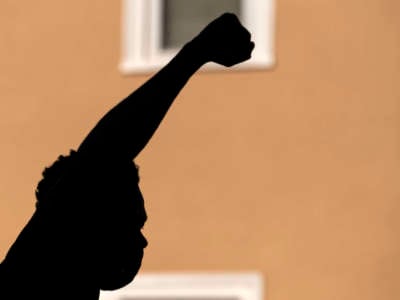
<box><xmin>162</xmin><ymin>0</ymin><xmax>242</xmax><ymax>49</ymax></box>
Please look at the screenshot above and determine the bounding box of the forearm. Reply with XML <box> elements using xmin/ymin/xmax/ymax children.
<box><xmin>78</xmin><ymin>42</ymin><xmax>205</xmax><ymax>161</ymax></box>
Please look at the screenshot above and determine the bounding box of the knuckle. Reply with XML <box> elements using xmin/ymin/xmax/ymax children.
<box><xmin>222</xmin><ymin>12</ymin><xmax>239</xmax><ymax>23</ymax></box>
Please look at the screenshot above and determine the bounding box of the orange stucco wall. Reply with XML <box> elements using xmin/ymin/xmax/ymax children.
<box><xmin>1</xmin><ymin>1</ymin><xmax>399</xmax><ymax>300</ymax></box>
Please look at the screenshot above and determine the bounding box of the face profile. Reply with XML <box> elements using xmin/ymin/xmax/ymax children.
<box><xmin>33</xmin><ymin>152</ymin><xmax>148</xmax><ymax>292</ymax></box>
<box><xmin>86</xmin><ymin>160</ymin><xmax>148</xmax><ymax>291</ymax></box>
<box><xmin>96</xmin><ymin>184</ymin><xmax>148</xmax><ymax>291</ymax></box>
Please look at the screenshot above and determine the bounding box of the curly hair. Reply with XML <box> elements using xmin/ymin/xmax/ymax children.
<box><xmin>35</xmin><ymin>149</ymin><xmax>78</xmax><ymax>206</ymax></box>
<box><xmin>35</xmin><ymin>150</ymin><xmax>141</xmax><ymax>207</ymax></box>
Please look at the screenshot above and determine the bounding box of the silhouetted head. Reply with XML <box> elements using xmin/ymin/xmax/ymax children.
<box><xmin>35</xmin><ymin>150</ymin><xmax>148</xmax><ymax>292</ymax></box>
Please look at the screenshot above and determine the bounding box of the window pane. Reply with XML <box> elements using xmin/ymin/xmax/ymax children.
<box><xmin>162</xmin><ymin>0</ymin><xmax>241</xmax><ymax>49</ymax></box>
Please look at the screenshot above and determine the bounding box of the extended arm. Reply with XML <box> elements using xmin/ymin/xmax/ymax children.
<box><xmin>77</xmin><ymin>13</ymin><xmax>254</xmax><ymax>161</ymax></box>
<box><xmin>77</xmin><ymin>43</ymin><xmax>204</xmax><ymax>161</ymax></box>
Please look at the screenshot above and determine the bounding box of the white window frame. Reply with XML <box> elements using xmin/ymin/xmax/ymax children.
<box><xmin>120</xmin><ymin>0</ymin><xmax>276</xmax><ymax>74</ymax></box>
<box><xmin>99</xmin><ymin>272</ymin><xmax>264</xmax><ymax>300</ymax></box>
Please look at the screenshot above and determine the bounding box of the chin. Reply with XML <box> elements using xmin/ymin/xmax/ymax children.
<box><xmin>99</xmin><ymin>268</ymin><xmax>139</xmax><ymax>290</ymax></box>
<box><xmin>99</xmin><ymin>252</ymin><xmax>143</xmax><ymax>291</ymax></box>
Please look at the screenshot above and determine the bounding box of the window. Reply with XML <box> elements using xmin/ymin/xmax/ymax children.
<box><xmin>99</xmin><ymin>273</ymin><xmax>264</xmax><ymax>300</ymax></box>
<box><xmin>120</xmin><ymin>0</ymin><xmax>275</xmax><ymax>74</ymax></box>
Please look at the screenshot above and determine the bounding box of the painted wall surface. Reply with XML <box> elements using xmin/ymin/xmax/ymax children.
<box><xmin>1</xmin><ymin>1</ymin><xmax>399</xmax><ymax>300</ymax></box>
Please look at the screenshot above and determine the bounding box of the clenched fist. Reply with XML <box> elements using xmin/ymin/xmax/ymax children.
<box><xmin>187</xmin><ymin>13</ymin><xmax>255</xmax><ymax>67</ymax></box>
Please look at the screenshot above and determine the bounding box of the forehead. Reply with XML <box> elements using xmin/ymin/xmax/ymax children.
<box><xmin>89</xmin><ymin>160</ymin><xmax>145</xmax><ymax>211</ymax></box>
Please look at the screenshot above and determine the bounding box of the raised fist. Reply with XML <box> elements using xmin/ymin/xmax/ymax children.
<box><xmin>188</xmin><ymin>13</ymin><xmax>255</xmax><ymax>67</ymax></box>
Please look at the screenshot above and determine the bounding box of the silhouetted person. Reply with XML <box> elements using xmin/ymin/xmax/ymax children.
<box><xmin>0</xmin><ymin>13</ymin><xmax>254</xmax><ymax>299</ymax></box>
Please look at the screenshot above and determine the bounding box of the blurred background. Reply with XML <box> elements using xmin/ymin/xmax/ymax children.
<box><xmin>0</xmin><ymin>1</ymin><xmax>399</xmax><ymax>300</ymax></box>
